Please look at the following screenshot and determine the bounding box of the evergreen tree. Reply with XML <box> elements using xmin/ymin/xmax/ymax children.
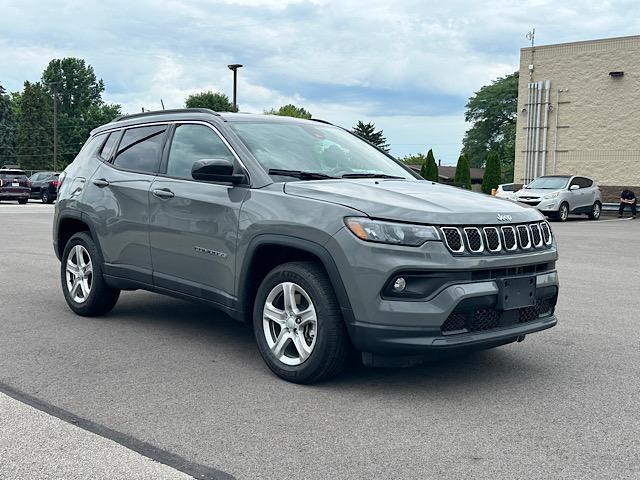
<box><xmin>454</xmin><ymin>153</ymin><xmax>472</xmax><ymax>190</ymax></box>
<box><xmin>0</xmin><ymin>84</ymin><xmax>16</xmax><ymax>166</ymax></box>
<box><xmin>352</xmin><ymin>121</ymin><xmax>390</xmax><ymax>152</ymax></box>
<box><xmin>185</xmin><ymin>91</ymin><xmax>236</xmax><ymax>112</ymax></box>
<box><xmin>482</xmin><ymin>151</ymin><xmax>502</xmax><ymax>194</ymax></box>
<box><xmin>264</xmin><ymin>104</ymin><xmax>312</xmax><ymax>119</ymax></box>
<box><xmin>419</xmin><ymin>148</ymin><xmax>438</xmax><ymax>182</ymax></box>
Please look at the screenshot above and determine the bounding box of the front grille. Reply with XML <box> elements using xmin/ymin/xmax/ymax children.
<box><xmin>441</xmin><ymin>227</ymin><xmax>464</xmax><ymax>253</ymax></box>
<box><xmin>440</xmin><ymin>223</ymin><xmax>552</xmax><ymax>255</ymax></box>
<box><xmin>441</xmin><ymin>296</ymin><xmax>556</xmax><ymax>335</ymax></box>
<box><xmin>464</xmin><ymin>227</ymin><xmax>483</xmax><ymax>252</ymax></box>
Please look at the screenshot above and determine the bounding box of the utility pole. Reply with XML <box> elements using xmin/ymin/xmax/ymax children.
<box><xmin>49</xmin><ymin>82</ymin><xmax>59</xmax><ymax>172</ymax></box>
<box><xmin>227</xmin><ymin>64</ymin><xmax>243</xmax><ymax>111</ymax></box>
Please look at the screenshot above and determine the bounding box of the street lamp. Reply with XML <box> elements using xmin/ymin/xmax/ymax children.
<box><xmin>227</xmin><ymin>64</ymin><xmax>243</xmax><ymax>111</ymax></box>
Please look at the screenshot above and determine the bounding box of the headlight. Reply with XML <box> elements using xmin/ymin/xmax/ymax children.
<box><xmin>543</xmin><ymin>192</ymin><xmax>560</xmax><ymax>200</ymax></box>
<box><xmin>344</xmin><ymin>217</ymin><xmax>440</xmax><ymax>246</ymax></box>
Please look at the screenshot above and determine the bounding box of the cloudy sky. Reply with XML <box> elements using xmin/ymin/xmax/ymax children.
<box><xmin>1</xmin><ymin>0</ymin><xmax>639</xmax><ymax>163</ymax></box>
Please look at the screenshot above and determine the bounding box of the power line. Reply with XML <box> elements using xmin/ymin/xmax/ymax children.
<box><xmin>0</xmin><ymin>151</ymin><xmax>79</xmax><ymax>158</ymax></box>
<box><xmin>0</xmin><ymin>142</ymin><xmax>84</xmax><ymax>151</ymax></box>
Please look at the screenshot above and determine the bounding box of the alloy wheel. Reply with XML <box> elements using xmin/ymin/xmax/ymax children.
<box><xmin>65</xmin><ymin>245</ymin><xmax>93</xmax><ymax>303</ymax></box>
<box><xmin>593</xmin><ymin>203</ymin><xmax>601</xmax><ymax>219</ymax></box>
<box><xmin>262</xmin><ymin>281</ymin><xmax>317</xmax><ymax>366</ymax></box>
<box><xmin>560</xmin><ymin>204</ymin><xmax>568</xmax><ymax>221</ymax></box>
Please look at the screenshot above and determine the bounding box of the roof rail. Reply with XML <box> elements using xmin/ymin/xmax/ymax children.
<box><xmin>110</xmin><ymin>108</ymin><xmax>221</xmax><ymax>123</ymax></box>
<box><xmin>309</xmin><ymin>118</ymin><xmax>334</xmax><ymax>126</ymax></box>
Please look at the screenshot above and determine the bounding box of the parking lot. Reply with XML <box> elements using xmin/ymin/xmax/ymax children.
<box><xmin>1</xmin><ymin>201</ymin><xmax>639</xmax><ymax>479</ymax></box>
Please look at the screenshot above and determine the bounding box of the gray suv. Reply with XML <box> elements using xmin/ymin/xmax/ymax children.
<box><xmin>54</xmin><ymin>109</ymin><xmax>559</xmax><ymax>383</ymax></box>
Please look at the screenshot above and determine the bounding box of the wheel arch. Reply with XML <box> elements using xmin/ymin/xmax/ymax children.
<box><xmin>55</xmin><ymin>212</ymin><xmax>101</xmax><ymax>261</ymax></box>
<box><xmin>237</xmin><ymin>235</ymin><xmax>353</xmax><ymax>323</ymax></box>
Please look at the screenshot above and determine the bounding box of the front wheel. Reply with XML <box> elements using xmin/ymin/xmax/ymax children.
<box><xmin>253</xmin><ymin>261</ymin><xmax>350</xmax><ymax>384</ymax></box>
<box><xmin>588</xmin><ymin>201</ymin><xmax>601</xmax><ymax>220</ymax></box>
<box><xmin>41</xmin><ymin>190</ymin><xmax>52</xmax><ymax>204</ymax></box>
<box><xmin>61</xmin><ymin>232</ymin><xmax>120</xmax><ymax>316</ymax></box>
<box><xmin>557</xmin><ymin>202</ymin><xmax>569</xmax><ymax>222</ymax></box>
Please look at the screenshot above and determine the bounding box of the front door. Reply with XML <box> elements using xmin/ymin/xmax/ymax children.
<box><xmin>148</xmin><ymin>123</ymin><xmax>248</xmax><ymax>305</ymax></box>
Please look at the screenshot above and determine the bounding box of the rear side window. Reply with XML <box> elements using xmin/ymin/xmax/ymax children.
<box><xmin>502</xmin><ymin>184</ymin><xmax>514</xmax><ymax>192</ymax></box>
<box><xmin>99</xmin><ymin>132</ymin><xmax>119</xmax><ymax>160</ymax></box>
<box><xmin>166</xmin><ymin>124</ymin><xmax>236</xmax><ymax>180</ymax></box>
<box><xmin>113</xmin><ymin>126</ymin><xmax>166</xmax><ymax>174</ymax></box>
<box><xmin>577</xmin><ymin>177</ymin><xmax>593</xmax><ymax>188</ymax></box>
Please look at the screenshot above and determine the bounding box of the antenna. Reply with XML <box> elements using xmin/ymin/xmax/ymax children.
<box><xmin>526</xmin><ymin>28</ymin><xmax>535</xmax><ymax>47</ymax></box>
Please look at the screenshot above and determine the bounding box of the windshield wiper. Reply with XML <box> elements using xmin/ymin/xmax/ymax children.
<box><xmin>341</xmin><ymin>173</ymin><xmax>405</xmax><ymax>179</ymax></box>
<box><xmin>268</xmin><ymin>169</ymin><xmax>337</xmax><ymax>180</ymax></box>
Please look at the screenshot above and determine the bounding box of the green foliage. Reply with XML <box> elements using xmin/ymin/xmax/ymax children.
<box><xmin>462</xmin><ymin>72</ymin><xmax>518</xmax><ymax>179</ymax></box>
<box><xmin>419</xmin><ymin>148</ymin><xmax>438</xmax><ymax>182</ymax></box>
<box><xmin>399</xmin><ymin>153</ymin><xmax>428</xmax><ymax>165</ymax></box>
<box><xmin>482</xmin><ymin>151</ymin><xmax>502</xmax><ymax>194</ymax></box>
<box><xmin>185</xmin><ymin>91</ymin><xmax>236</xmax><ymax>112</ymax></box>
<box><xmin>14</xmin><ymin>82</ymin><xmax>53</xmax><ymax>170</ymax></box>
<box><xmin>0</xmin><ymin>83</ymin><xmax>17</xmax><ymax>165</ymax></box>
<box><xmin>264</xmin><ymin>104</ymin><xmax>312</xmax><ymax>119</ymax></box>
<box><xmin>41</xmin><ymin>57</ymin><xmax>121</xmax><ymax>169</ymax></box>
<box><xmin>352</xmin><ymin>121</ymin><xmax>390</xmax><ymax>152</ymax></box>
<box><xmin>454</xmin><ymin>153</ymin><xmax>472</xmax><ymax>190</ymax></box>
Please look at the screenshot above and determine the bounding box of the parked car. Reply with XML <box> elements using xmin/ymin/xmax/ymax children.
<box><xmin>0</xmin><ymin>168</ymin><xmax>30</xmax><ymax>204</ymax></box>
<box><xmin>515</xmin><ymin>175</ymin><xmax>602</xmax><ymax>222</ymax></box>
<box><xmin>495</xmin><ymin>183</ymin><xmax>517</xmax><ymax>201</ymax></box>
<box><xmin>54</xmin><ymin>109</ymin><xmax>559</xmax><ymax>383</ymax></box>
<box><xmin>29</xmin><ymin>171</ymin><xmax>61</xmax><ymax>203</ymax></box>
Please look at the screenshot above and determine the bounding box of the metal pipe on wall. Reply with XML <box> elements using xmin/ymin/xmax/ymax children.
<box><xmin>540</xmin><ymin>80</ymin><xmax>550</xmax><ymax>176</ymax></box>
<box><xmin>523</xmin><ymin>83</ymin><xmax>533</xmax><ymax>183</ymax></box>
<box><xmin>533</xmin><ymin>81</ymin><xmax>543</xmax><ymax>180</ymax></box>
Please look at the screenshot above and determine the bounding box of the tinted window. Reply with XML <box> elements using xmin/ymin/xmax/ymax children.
<box><xmin>29</xmin><ymin>172</ymin><xmax>43</xmax><ymax>181</ymax></box>
<box><xmin>576</xmin><ymin>177</ymin><xmax>593</xmax><ymax>188</ymax></box>
<box><xmin>166</xmin><ymin>124</ymin><xmax>236</xmax><ymax>180</ymax></box>
<box><xmin>526</xmin><ymin>176</ymin><xmax>570</xmax><ymax>189</ymax></box>
<box><xmin>0</xmin><ymin>170</ymin><xmax>28</xmax><ymax>180</ymax></box>
<box><xmin>113</xmin><ymin>126</ymin><xmax>166</xmax><ymax>173</ymax></box>
<box><xmin>99</xmin><ymin>132</ymin><xmax>119</xmax><ymax>160</ymax></box>
<box><xmin>502</xmin><ymin>184</ymin><xmax>514</xmax><ymax>192</ymax></box>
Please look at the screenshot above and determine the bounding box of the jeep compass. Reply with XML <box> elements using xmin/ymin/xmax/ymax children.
<box><xmin>54</xmin><ymin>109</ymin><xmax>559</xmax><ymax>383</ymax></box>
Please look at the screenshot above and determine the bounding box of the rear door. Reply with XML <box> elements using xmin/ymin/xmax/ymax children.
<box><xmin>148</xmin><ymin>122</ymin><xmax>248</xmax><ymax>304</ymax></box>
<box><xmin>84</xmin><ymin>125</ymin><xmax>168</xmax><ymax>284</ymax></box>
<box><xmin>579</xmin><ymin>177</ymin><xmax>597</xmax><ymax>206</ymax></box>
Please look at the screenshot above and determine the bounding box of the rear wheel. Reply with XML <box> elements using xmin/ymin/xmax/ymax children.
<box><xmin>41</xmin><ymin>190</ymin><xmax>51</xmax><ymax>204</ymax></box>
<box><xmin>61</xmin><ymin>232</ymin><xmax>120</xmax><ymax>316</ymax></box>
<box><xmin>253</xmin><ymin>261</ymin><xmax>349</xmax><ymax>384</ymax></box>
<box><xmin>588</xmin><ymin>201</ymin><xmax>601</xmax><ymax>220</ymax></box>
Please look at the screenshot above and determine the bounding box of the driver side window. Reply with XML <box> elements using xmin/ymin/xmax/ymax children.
<box><xmin>167</xmin><ymin>124</ymin><xmax>236</xmax><ymax>180</ymax></box>
<box><xmin>569</xmin><ymin>178</ymin><xmax>581</xmax><ymax>189</ymax></box>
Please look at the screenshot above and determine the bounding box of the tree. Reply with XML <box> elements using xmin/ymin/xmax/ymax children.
<box><xmin>454</xmin><ymin>153</ymin><xmax>472</xmax><ymax>190</ymax></box>
<box><xmin>420</xmin><ymin>148</ymin><xmax>438</xmax><ymax>182</ymax></box>
<box><xmin>399</xmin><ymin>153</ymin><xmax>428</xmax><ymax>165</ymax></box>
<box><xmin>0</xmin><ymin>83</ymin><xmax>17</xmax><ymax>166</ymax></box>
<box><xmin>462</xmin><ymin>72</ymin><xmax>518</xmax><ymax>178</ymax></box>
<box><xmin>14</xmin><ymin>81</ymin><xmax>53</xmax><ymax>171</ymax></box>
<box><xmin>482</xmin><ymin>151</ymin><xmax>502</xmax><ymax>194</ymax></box>
<box><xmin>185</xmin><ymin>91</ymin><xmax>236</xmax><ymax>112</ymax></box>
<box><xmin>352</xmin><ymin>121</ymin><xmax>390</xmax><ymax>152</ymax></box>
<box><xmin>41</xmin><ymin>58</ymin><xmax>121</xmax><ymax>168</ymax></box>
<box><xmin>264</xmin><ymin>104</ymin><xmax>312</xmax><ymax>119</ymax></box>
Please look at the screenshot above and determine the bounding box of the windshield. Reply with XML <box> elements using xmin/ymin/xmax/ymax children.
<box><xmin>0</xmin><ymin>170</ymin><xmax>27</xmax><ymax>180</ymax></box>
<box><xmin>229</xmin><ymin>122</ymin><xmax>414</xmax><ymax>180</ymax></box>
<box><xmin>526</xmin><ymin>177</ymin><xmax>569</xmax><ymax>190</ymax></box>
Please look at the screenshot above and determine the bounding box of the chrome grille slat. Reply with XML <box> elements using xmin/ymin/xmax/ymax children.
<box><xmin>441</xmin><ymin>227</ymin><xmax>464</xmax><ymax>253</ymax></box>
<box><xmin>540</xmin><ymin>222</ymin><xmax>552</xmax><ymax>245</ymax></box>
<box><xmin>463</xmin><ymin>227</ymin><xmax>484</xmax><ymax>253</ymax></box>
<box><xmin>501</xmin><ymin>226</ymin><xmax>518</xmax><ymax>251</ymax></box>
<box><xmin>483</xmin><ymin>227</ymin><xmax>501</xmax><ymax>252</ymax></box>
<box><xmin>516</xmin><ymin>225</ymin><xmax>532</xmax><ymax>249</ymax></box>
<box><xmin>529</xmin><ymin>223</ymin><xmax>543</xmax><ymax>247</ymax></box>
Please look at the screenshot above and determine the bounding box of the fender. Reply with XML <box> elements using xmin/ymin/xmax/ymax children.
<box><xmin>237</xmin><ymin>234</ymin><xmax>354</xmax><ymax>321</ymax></box>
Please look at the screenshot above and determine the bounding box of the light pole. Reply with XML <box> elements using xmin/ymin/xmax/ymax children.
<box><xmin>227</xmin><ymin>64</ymin><xmax>243</xmax><ymax>111</ymax></box>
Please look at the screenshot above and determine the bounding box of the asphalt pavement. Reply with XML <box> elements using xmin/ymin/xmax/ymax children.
<box><xmin>1</xmin><ymin>201</ymin><xmax>639</xmax><ymax>479</ymax></box>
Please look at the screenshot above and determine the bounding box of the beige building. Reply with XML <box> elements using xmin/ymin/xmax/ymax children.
<box><xmin>514</xmin><ymin>35</ymin><xmax>640</xmax><ymax>201</ymax></box>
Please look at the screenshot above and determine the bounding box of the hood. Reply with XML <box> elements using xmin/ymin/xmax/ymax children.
<box><xmin>285</xmin><ymin>179</ymin><xmax>542</xmax><ymax>225</ymax></box>
<box><xmin>515</xmin><ymin>188</ymin><xmax>559</xmax><ymax>199</ymax></box>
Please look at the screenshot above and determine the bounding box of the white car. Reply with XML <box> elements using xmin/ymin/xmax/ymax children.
<box><xmin>514</xmin><ymin>175</ymin><xmax>602</xmax><ymax>221</ymax></box>
<box><xmin>495</xmin><ymin>183</ymin><xmax>517</xmax><ymax>201</ymax></box>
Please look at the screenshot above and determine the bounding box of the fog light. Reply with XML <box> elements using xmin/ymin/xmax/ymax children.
<box><xmin>393</xmin><ymin>277</ymin><xmax>406</xmax><ymax>292</ymax></box>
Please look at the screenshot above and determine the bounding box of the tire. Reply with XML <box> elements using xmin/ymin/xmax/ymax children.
<box><xmin>253</xmin><ymin>261</ymin><xmax>350</xmax><ymax>384</ymax></box>
<box><xmin>588</xmin><ymin>201</ymin><xmax>601</xmax><ymax>220</ymax></box>
<box><xmin>60</xmin><ymin>232</ymin><xmax>120</xmax><ymax>316</ymax></box>
<box><xmin>41</xmin><ymin>190</ymin><xmax>51</xmax><ymax>204</ymax></box>
<box><xmin>557</xmin><ymin>202</ymin><xmax>569</xmax><ymax>222</ymax></box>
<box><xmin>17</xmin><ymin>198</ymin><xmax>28</xmax><ymax>204</ymax></box>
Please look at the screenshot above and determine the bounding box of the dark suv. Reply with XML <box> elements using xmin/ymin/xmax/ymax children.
<box><xmin>29</xmin><ymin>171</ymin><xmax>61</xmax><ymax>203</ymax></box>
<box><xmin>54</xmin><ymin>109</ymin><xmax>559</xmax><ymax>383</ymax></box>
<box><xmin>0</xmin><ymin>168</ymin><xmax>30</xmax><ymax>204</ymax></box>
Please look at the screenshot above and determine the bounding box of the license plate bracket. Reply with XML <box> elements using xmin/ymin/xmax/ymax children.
<box><xmin>497</xmin><ymin>276</ymin><xmax>536</xmax><ymax>310</ymax></box>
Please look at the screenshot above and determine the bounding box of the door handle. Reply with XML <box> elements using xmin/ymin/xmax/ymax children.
<box><xmin>152</xmin><ymin>188</ymin><xmax>175</xmax><ymax>199</ymax></box>
<box><xmin>92</xmin><ymin>178</ymin><xmax>110</xmax><ymax>188</ymax></box>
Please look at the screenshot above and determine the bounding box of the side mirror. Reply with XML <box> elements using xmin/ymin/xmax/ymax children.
<box><xmin>191</xmin><ymin>158</ymin><xmax>245</xmax><ymax>184</ymax></box>
<box><xmin>569</xmin><ymin>184</ymin><xmax>579</xmax><ymax>191</ymax></box>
